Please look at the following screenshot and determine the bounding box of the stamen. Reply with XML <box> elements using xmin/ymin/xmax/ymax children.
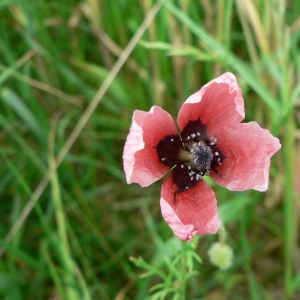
<box><xmin>210</xmin><ymin>136</ymin><xmax>218</xmax><ymax>145</ymax></box>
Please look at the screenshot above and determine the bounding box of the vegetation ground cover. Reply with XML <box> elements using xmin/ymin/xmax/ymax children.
<box><xmin>0</xmin><ymin>0</ymin><xmax>299</xmax><ymax>299</ymax></box>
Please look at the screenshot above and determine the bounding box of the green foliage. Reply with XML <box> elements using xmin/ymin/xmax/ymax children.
<box><xmin>130</xmin><ymin>237</ymin><xmax>202</xmax><ymax>300</ymax></box>
<box><xmin>0</xmin><ymin>0</ymin><xmax>299</xmax><ymax>299</ymax></box>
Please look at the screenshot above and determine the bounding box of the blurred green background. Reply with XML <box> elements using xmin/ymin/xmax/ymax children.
<box><xmin>0</xmin><ymin>0</ymin><xmax>299</xmax><ymax>299</ymax></box>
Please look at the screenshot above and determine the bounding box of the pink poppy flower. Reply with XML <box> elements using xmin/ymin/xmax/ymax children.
<box><xmin>123</xmin><ymin>73</ymin><xmax>281</xmax><ymax>241</ymax></box>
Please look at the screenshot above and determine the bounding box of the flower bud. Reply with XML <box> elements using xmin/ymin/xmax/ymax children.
<box><xmin>208</xmin><ymin>242</ymin><xmax>233</xmax><ymax>270</ymax></box>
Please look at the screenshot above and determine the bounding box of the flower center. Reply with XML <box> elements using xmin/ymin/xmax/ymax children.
<box><xmin>179</xmin><ymin>140</ymin><xmax>213</xmax><ymax>177</ymax></box>
<box><xmin>176</xmin><ymin>132</ymin><xmax>220</xmax><ymax>182</ymax></box>
<box><xmin>155</xmin><ymin>118</ymin><xmax>226</xmax><ymax>192</ymax></box>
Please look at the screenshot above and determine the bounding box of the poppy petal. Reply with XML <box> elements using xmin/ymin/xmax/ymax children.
<box><xmin>210</xmin><ymin>122</ymin><xmax>281</xmax><ymax>191</ymax></box>
<box><xmin>160</xmin><ymin>177</ymin><xmax>220</xmax><ymax>241</ymax></box>
<box><xmin>177</xmin><ymin>73</ymin><xmax>245</xmax><ymax>134</ymax></box>
<box><xmin>123</xmin><ymin>106</ymin><xmax>178</xmax><ymax>187</ymax></box>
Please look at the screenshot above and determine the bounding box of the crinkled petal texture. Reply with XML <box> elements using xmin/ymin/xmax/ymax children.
<box><xmin>160</xmin><ymin>177</ymin><xmax>220</xmax><ymax>241</ymax></box>
<box><xmin>123</xmin><ymin>106</ymin><xmax>178</xmax><ymax>187</ymax></box>
<box><xmin>210</xmin><ymin>122</ymin><xmax>281</xmax><ymax>191</ymax></box>
<box><xmin>178</xmin><ymin>72</ymin><xmax>245</xmax><ymax>134</ymax></box>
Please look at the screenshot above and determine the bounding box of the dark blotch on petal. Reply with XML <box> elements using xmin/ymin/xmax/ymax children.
<box><xmin>211</xmin><ymin>146</ymin><xmax>226</xmax><ymax>167</ymax></box>
<box><xmin>156</xmin><ymin>134</ymin><xmax>181</xmax><ymax>167</ymax></box>
<box><xmin>172</xmin><ymin>165</ymin><xmax>198</xmax><ymax>192</ymax></box>
<box><xmin>210</xmin><ymin>145</ymin><xmax>226</xmax><ymax>176</ymax></box>
<box><xmin>181</xmin><ymin>118</ymin><xmax>208</xmax><ymax>140</ymax></box>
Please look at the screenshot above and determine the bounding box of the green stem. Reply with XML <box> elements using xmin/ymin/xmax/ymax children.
<box><xmin>283</xmin><ymin>117</ymin><xmax>295</xmax><ymax>297</ymax></box>
<box><xmin>180</xmin><ymin>242</ymin><xmax>187</xmax><ymax>300</ymax></box>
<box><xmin>218</xmin><ymin>222</ymin><xmax>227</xmax><ymax>245</ymax></box>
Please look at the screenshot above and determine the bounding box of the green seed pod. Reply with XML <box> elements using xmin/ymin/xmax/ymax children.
<box><xmin>208</xmin><ymin>242</ymin><xmax>233</xmax><ymax>270</ymax></box>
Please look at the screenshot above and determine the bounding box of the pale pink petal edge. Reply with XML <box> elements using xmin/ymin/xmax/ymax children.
<box><xmin>160</xmin><ymin>198</ymin><xmax>197</xmax><ymax>241</ymax></box>
<box><xmin>123</xmin><ymin>114</ymin><xmax>145</xmax><ymax>184</ymax></box>
<box><xmin>211</xmin><ymin>122</ymin><xmax>281</xmax><ymax>192</ymax></box>
<box><xmin>160</xmin><ymin>192</ymin><xmax>221</xmax><ymax>241</ymax></box>
<box><xmin>185</xmin><ymin>72</ymin><xmax>244</xmax><ymax>112</ymax></box>
<box><xmin>178</xmin><ymin>72</ymin><xmax>245</xmax><ymax>132</ymax></box>
<box><xmin>123</xmin><ymin>106</ymin><xmax>177</xmax><ymax>187</ymax></box>
<box><xmin>254</xmin><ymin>132</ymin><xmax>281</xmax><ymax>191</ymax></box>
